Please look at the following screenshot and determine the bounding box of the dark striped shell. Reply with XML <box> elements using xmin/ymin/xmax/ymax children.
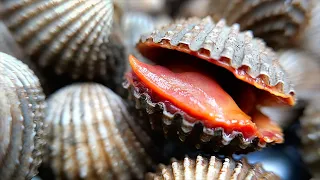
<box><xmin>0</xmin><ymin>52</ymin><xmax>46</xmax><ymax>179</ymax></box>
<box><xmin>146</xmin><ymin>155</ymin><xmax>279</xmax><ymax>180</ymax></box>
<box><xmin>209</xmin><ymin>0</ymin><xmax>311</xmax><ymax>48</ymax></box>
<box><xmin>0</xmin><ymin>0</ymin><xmax>125</xmax><ymax>81</ymax></box>
<box><xmin>300</xmin><ymin>97</ymin><xmax>320</xmax><ymax>178</ymax></box>
<box><xmin>44</xmin><ymin>83</ymin><xmax>152</xmax><ymax>180</ymax></box>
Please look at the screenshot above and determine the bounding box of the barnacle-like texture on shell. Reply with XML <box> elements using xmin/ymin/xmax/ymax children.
<box><xmin>0</xmin><ymin>52</ymin><xmax>46</xmax><ymax>179</ymax></box>
<box><xmin>278</xmin><ymin>49</ymin><xmax>320</xmax><ymax>100</ymax></box>
<box><xmin>0</xmin><ymin>0</ymin><xmax>123</xmax><ymax>80</ymax></box>
<box><xmin>45</xmin><ymin>83</ymin><xmax>152</xmax><ymax>180</ymax></box>
<box><xmin>301</xmin><ymin>0</ymin><xmax>320</xmax><ymax>60</ymax></box>
<box><xmin>209</xmin><ymin>0</ymin><xmax>311</xmax><ymax>48</ymax></box>
<box><xmin>146</xmin><ymin>155</ymin><xmax>279</xmax><ymax>180</ymax></box>
<box><xmin>139</xmin><ymin>16</ymin><xmax>295</xmax><ymax>101</ymax></box>
<box><xmin>300</xmin><ymin>97</ymin><xmax>320</xmax><ymax>178</ymax></box>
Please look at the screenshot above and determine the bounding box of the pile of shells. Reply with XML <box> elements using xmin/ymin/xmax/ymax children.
<box><xmin>146</xmin><ymin>155</ymin><xmax>279</xmax><ymax>180</ymax></box>
<box><xmin>0</xmin><ymin>0</ymin><xmax>318</xmax><ymax>179</ymax></box>
<box><xmin>208</xmin><ymin>0</ymin><xmax>311</xmax><ymax>48</ymax></box>
<box><xmin>0</xmin><ymin>52</ymin><xmax>46</xmax><ymax>179</ymax></box>
<box><xmin>44</xmin><ymin>83</ymin><xmax>153</xmax><ymax>180</ymax></box>
<box><xmin>0</xmin><ymin>0</ymin><xmax>125</xmax><ymax>85</ymax></box>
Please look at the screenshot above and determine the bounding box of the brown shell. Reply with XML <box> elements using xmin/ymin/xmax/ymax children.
<box><xmin>0</xmin><ymin>52</ymin><xmax>46</xmax><ymax>179</ymax></box>
<box><xmin>300</xmin><ymin>96</ymin><xmax>320</xmax><ymax>178</ymax></box>
<box><xmin>277</xmin><ymin>49</ymin><xmax>320</xmax><ymax>100</ymax></box>
<box><xmin>301</xmin><ymin>0</ymin><xmax>320</xmax><ymax>61</ymax></box>
<box><xmin>209</xmin><ymin>0</ymin><xmax>311</xmax><ymax>48</ymax></box>
<box><xmin>0</xmin><ymin>0</ymin><xmax>125</xmax><ymax>82</ymax></box>
<box><xmin>146</xmin><ymin>155</ymin><xmax>279</xmax><ymax>180</ymax></box>
<box><xmin>44</xmin><ymin>83</ymin><xmax>153</xmax><ymax>180</ymax></box>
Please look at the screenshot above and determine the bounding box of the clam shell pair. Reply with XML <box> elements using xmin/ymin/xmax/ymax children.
<box><xmin>146</xmin><ymin>155</ymin><xmax>279</xmax><ymax>180</ymax></box>
<box><xmin>1</xmin><ymin>0</ymin><xmax>125</xmax><ymax>83</ymax></box>
<box><xmin>209</xmin><ymin>0</ymin><xmax>311</xmax><ymax>48</ymax></box>
<box><xmin>44</xmin><ymin>83</ymin><xmax>152</xmax><ymax>180</ymax></box>
<box><xmin>0</xmin><ymin>52</ymin><xmax>46</xmax><ymax>179</ymax></box>
<box><xmin>124</xmin><ymin>16</ymin><xmax>294</xmax><ymax>154</ymax></box>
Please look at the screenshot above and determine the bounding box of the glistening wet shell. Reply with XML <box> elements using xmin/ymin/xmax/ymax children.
<box><xmin>0</xmin><ymin>52</ymin><xmax>46</xmax><ymax>179</ymax></box>
<box><xmin>1</xmin><ymin>0</ymin><xmax>125</xmax><ymax>82</ymax></box>
<box><xmin>146</xmin><ymin>155</ymin><xmax>279</xmax><ymax>180</ymax></box>
<box><xmin>44</xmin><ymin>83</ymin><xmax>152</xmax><ymax>180</ymax></box>
<box><xmin>208</xmin><ymin>0</ymin><xmax>311</xmax><ymax>48</ymax></box>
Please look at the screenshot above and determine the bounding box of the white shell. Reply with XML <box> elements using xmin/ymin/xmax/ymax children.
<box><xmin>0</xmin><ymin>0</ymin><xmax>124</xmax><ymax>80</ymax></box>
<box><xmin>146</xmin><ymin>155</ymin><xmax>279</xmax><ymax>180</ymax></box>
<box><xmin>45</xmin><ymin>83</ymin><xmax>152</xmax><ymax>180</ymax></box>
<box><xmin>277</xmin><ymin>49</ymin><xmax>320</xmax><ymax>100</ymax></box>
<box><xmin>0</xmin><ymin>52</ymin><xmax>46</xmax><ymax>179</ymax></box>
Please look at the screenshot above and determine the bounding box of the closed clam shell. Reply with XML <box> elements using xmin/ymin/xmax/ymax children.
<box><xmin>278</xmin><ymin>49</ymin><xmax>320</xmax><ymax>100</ymax></box>
<box><xmin>44</xmin><ymin>83</ymin><xmax>152</xmax><ymax>180</ymax></box>
<box><xmin>0</xmin><ymin>0</ymin><xmax>125</xmax><ymax>82</ymax></box>
<box><xmin>300</xmin><ymin>97</ymin><xmax>320</xmax><ymax>178</ymax></box>
<box><xmin>301</xmin><ymin>0</ymin><xmax>320</xmax><ymax>61</ymax></box>
<box><xmin>124</xmin><ymin>16</ymin><xmax>294</xmax><ymax>154</ymax></box>
<box><xmin>208</xmin><ymin>0</ymin><xmax>311</xmax><ymax>48</ymax></box>
<box><xmin>0</xmin><ymin>52</ymin><xmax>46</xmax><ymax>179</ymax></box>
<box><xmin>146</xmin><ymin>155</ymin><xmax>279</xmax><ymax>180</ymax></box>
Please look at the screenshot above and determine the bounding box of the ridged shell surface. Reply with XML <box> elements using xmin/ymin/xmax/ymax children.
<box><xmin>278</xmin><ymin>49</ymin><xmax>320</xmax><ymax>100</ymax></box>
<box><xmin>146</xmin><ymin>155</ymin><xmax>279</xmax><ymax>180</ymax></box>
<box><xmin>140</xmin><ymin>16</ymin><xmax>295</xmax><ymax>97</ymax></box>
<box><xmin>0</xmin><ymin>52</ymin><xmax>46</xmax><ymax>179</ymax></box>
<box><xmin>208</xmin><ymin>0</ymin><xmax>311</xmax><ymax>48</ymax></box>
<box><xmin>45</xmin><ymin>83</ymin><xmax>152</xmax><ymax>180</ymax></box>
<box><xmin>0</xmin><ymin>0</ymin><xmax>121</xmax><ymax>80</ymax></box>
<box><xmin>301</xmin><ymin>0</ymin><xmax>320</xmax><ymax>60</ymax></box>
<box><xmin>300</xmin><ymin>97</ymin><xmax>320</xmax><ymax>178</ymax></box>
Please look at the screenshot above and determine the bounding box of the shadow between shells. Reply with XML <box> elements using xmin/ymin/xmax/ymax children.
<box><xmin>0</xmin><ymin>0</ymin><xmax>319</xmax><ymax>180</ymax></box>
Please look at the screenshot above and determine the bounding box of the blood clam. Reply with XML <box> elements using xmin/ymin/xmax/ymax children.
<box><xmin>0</xmin><ymin>0</ymin><xmax>125</xmax><ymax>83</ymax></box>
<box><xmin>44</xmin><ymin>83</ymin><xmax>152</xmax><ymax>180</ymax></box>
<box><xmin>0</xmin><ymin>52</ymin><xmax>46</xmax><ymax>179</ymax></box>
<box><xmin>146</xmin><ymin>155</ymin><xmax>279</xmax><ymax>180</ymax></box>
<box><xmin>123</xmin><ymin>16</ymin><xmax>295</xmax><ymax>154</ymax></box>
<box><xmin>208</xmin><ymin>0</ymin><xmax>311</xmax><ymax>48</ymax></box>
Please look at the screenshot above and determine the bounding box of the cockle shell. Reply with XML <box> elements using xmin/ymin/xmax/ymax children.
<box><xmin>208</xmin><ymin>0</ymin><xmax>311</xmax><ymax>48</ymax></box>
<box><xmin>44</xmin><ymin>83</ymin><xmax>152</xmax><ymax>180</ymax></box>
<box><xmin>0</xmin><ymin>0</ymin><xmax>125</xmax><ymax>82</ymax></box>
<box><xmin>124</xmin><ymin>16</ymin><xmax>295</xmax><ymax>154</ymax></box>
<box><xmin>146</xmin><ymin>155</ymin><xmax>279</xmax><ymax>180</ymax></box>
<box><xmin>278</xmin><ymin>49</ymin><xmax>320</xmax><ymax>100</ymax></box>
<box><xmin>301</xmin><ymin>0</ymin><xmax>320</xmax><ymax>61</ymax></box>
<box><xmin>0</xmin><ymin>52</ymin><xmax>46</xmax><ymax>179</ymax></box>
<box><xmin>300</xmin><ymin>96</ymin><xmax>320</xmax><ymax>179</ymax></box>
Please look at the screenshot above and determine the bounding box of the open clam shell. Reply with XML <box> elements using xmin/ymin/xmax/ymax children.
<box><xmin>146</xmin><ymin>155</ymin><xmax>279</xmax><ymax>180</ymax></box>
<box><xmin>300</xmin><ymin>97</ymin><xmax>320</xmax><ymax>178</ymax></box>
<box><xmin>209</xmin><ymin>0</ymin><xmax>311</xmax><ymax>48</ymax></box>
<box><xmin>44</xmin><ymin>83</ymin><xmax>152</xmax><ymax>180</ymax></box>
<box><xmin>0</xmin><ymin>52</ymin><xmax>46</xmax><ymax>179</ymax></box>
<box><xmin>124</xmin><ymin>16</ymin><xmax>294</xmax><ymax>154</ymax></box>
<box><xmin>1</xmin><ymin>0</ymin><xmax>125</xmax><ymax>83</ymax></box>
